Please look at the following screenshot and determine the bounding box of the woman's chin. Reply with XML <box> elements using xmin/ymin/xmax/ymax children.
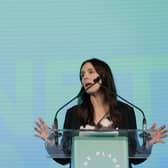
<box><xmin>86</xmin><ymin>90</ymin><xmax>100</xmax><ymax>96</ymax></box>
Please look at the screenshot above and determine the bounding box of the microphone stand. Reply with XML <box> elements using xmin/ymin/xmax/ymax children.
<box><xmin>54</xmin><ymin>94</ymin><xmax>79</xmax><ymax>130</ymax></box>
<box><xmin>116</xmin><ymin>94</ymin><xmax>147</xmax><ymax>131</ymax></box>
<box><xmin>116</xmin><ymin>94</ymin><xmax>151</xmax><ymax>146</ymax></box>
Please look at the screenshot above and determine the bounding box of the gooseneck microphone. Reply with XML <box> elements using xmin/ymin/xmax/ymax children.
<box><xmin>116</xmin><ymin>94</ymin><xmax>147</xmax><ymax>132</ymax></box>
<box><xmin>115</xmin><ymin>93</ymin><xmax>149</xmax><ymax>144</ymax></box>
<box><xmin>54</xmin><ymin>76</ymin><xmax>101</xmax><ymax>129</ymax></box>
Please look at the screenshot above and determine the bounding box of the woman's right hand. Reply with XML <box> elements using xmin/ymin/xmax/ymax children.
<box><xmin>34</xmin><ymin>117</ymin><xmax>49</xmax><ymax>141</ymax></box>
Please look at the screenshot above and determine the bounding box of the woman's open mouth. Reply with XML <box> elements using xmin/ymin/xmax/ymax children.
<box><xmin>85</xmin><ymin>83</ymin><xmax>93</xmax><ymax>89</ymax></box>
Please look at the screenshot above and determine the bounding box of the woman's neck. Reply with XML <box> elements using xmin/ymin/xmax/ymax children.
<box><xmin>90</xmin><ymin>93</ymin><xmax>109</xmax><ymax>124</ymax></box>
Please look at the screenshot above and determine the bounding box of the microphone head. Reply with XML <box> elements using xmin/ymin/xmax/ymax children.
<box><xmin>93</xmin><ymin>76</ymin><xmax>101</xmax><ymax>83</ymax></box>
<box><xmin>79</xmin><ymin>76</ymin><xmax>101</xmax><ymax>96</ymax></box>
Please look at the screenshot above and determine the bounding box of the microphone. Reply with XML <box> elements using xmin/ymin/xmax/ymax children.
<box><xmin>115</xmin><ymin>94</ymin><xmax>149</xmax><ymax>144</ymax></box>
<box><xmin>54</xmin><ymin>76</ymin><xmax>101</xmax><ymax>129</ymax></box>
<box><xmin>116</xmin><ymin>94</ymin><xmax>147</xmax><ymax>132</ymax></box>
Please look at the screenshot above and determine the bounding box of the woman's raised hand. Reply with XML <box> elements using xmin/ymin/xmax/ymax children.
<box><xmin>149</xmin><ymin>123</ymin><xmax>168</xmax><ymax>145</ymax></box>
<box><xmin>34</xmin><ymin>117</ymin><xmax>49</xmax><ymax>141</ymax></box>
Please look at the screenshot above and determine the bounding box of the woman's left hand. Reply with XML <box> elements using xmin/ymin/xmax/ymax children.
<box><xmin>149</xmin><ymin>123</ymin><xmax>168</xmax><ymax>145</ymax></box>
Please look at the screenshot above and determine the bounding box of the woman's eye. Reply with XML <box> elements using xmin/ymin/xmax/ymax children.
<box><xmin>81</xmin><ymin>74</ymin><xmax>84</xmax><ymax>78</ymax></box>
<box><xmin>89</xmin><ymin>70</ymin><xmax>94</xmax><ymax>74</ymax></box>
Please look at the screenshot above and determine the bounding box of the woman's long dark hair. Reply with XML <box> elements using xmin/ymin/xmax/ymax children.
<box><xmin>77</xmin><ymin>58</ymin><xmax>121</xmax><ymax>128</ymax></box>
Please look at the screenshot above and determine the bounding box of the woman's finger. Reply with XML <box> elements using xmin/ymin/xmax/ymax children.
<box><xmin>39</xmin><ymin>117</ymin><xmax>45</xmax><ymax>125</ymax></box>
<box><xmin>34</xmin><ymin>134</ymin><xmax>45</xmax><ymax>140</ymax></box>
<box><xmin>35</xmin><ymin>120</ymin><xmax>42</xmax><ymax>128</ymax></box>
<box><xmin>160</xmin><ymin>129</ymin><xmax>168</xmax><ymax>135</ymax></box>
<box><xmin>150</xmin><ymin>123</ymin><xmax>156</xmax><ymax>130</ymax></box>
<box><xmin>160</xmin><ymin>134</ymin><xmax>168</xmax><ymax>139</ymax></box>
<box><xmin>34</xmin><ymin>126</ymin><xmax>41</xmax><ymax>133</ymax></box>
<box><xmin>158</xmin><ymin>125</ymin><xmax>166</xmax><ymax>131</ymax></box>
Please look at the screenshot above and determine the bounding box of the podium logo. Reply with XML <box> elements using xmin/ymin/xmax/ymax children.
<box><xmin>82</xmin><ymin>151</ymin><xmax>121</xmax><ymax>168</ymax></box>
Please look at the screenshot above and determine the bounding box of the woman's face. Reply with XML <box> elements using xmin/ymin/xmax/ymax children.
<box><xmin>80</xmin><ymin>62</ymin><xmax>101</xmax><ymax>94</ymax></box>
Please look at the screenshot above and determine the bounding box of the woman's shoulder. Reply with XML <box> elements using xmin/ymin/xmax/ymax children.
<box><xmin>67</xmin><ymin>104</ymin><xmax>82</xmax><ymax>113</ymax></box>
<box><xmin>65</xmin><ymin>104</ymin><xmax>82</xmax><ymax>118</ymax></box>
<box><xmin>64</xmin><ymin>104</ymin><xmax>82</xmax><ymax>129</ymax></box>
<box><xmin>117</xmin><ymin>100</ymin><xmax>134</xmax><ymax>114</ymax></box>
<box><xmin>117</xmin><ymin>100</ymin><xmax>137</xmax><ymax>129</ymax></box>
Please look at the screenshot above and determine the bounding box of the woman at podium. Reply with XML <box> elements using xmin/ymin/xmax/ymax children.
<box><xmin>34</xmin><ymin>58</ymin><xmax>168</xmax><ymax>168</ymax></box>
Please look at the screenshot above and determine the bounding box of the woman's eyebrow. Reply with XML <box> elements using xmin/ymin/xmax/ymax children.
<box><xmin>80</xmin><ymin>70</ymin><xmax>85</xmax><ymax>75</ymax></box>
<box><xmin>87</xmin><ymin>68</ymin><xmax>94</xmax><ymax>71</ymax></box>
<box><xmin>80</xmin><ymin>68</ymin><xmax>94</xmax><ymax>75</ymax></box>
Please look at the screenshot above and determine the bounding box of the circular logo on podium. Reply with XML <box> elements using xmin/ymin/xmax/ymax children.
<box><xmin>82</xmin><ymin>151</ymin><xmax>121</xmax><ymax>168</ymax></box>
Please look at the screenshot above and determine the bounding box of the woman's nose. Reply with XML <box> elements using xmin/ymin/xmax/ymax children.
<box><xmin>83</xmin><ymin>74</ymin><xmax>90</xmax><ymax>83</ymax></box>
<box><xmin>83</xmin><ymin>73</ymin><xmax>89</xmax><ymax>79</ymax></box>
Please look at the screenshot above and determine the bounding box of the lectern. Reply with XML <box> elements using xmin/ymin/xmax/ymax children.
<box><xmin>72</xmin><ymin>135</ymin><xmax>128</xmax><ymax>168</ymax></box>
<box><xmin>45</xmin><ymin>129</ymin><xmax>152</xmax><ymax>168</ymax></box>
